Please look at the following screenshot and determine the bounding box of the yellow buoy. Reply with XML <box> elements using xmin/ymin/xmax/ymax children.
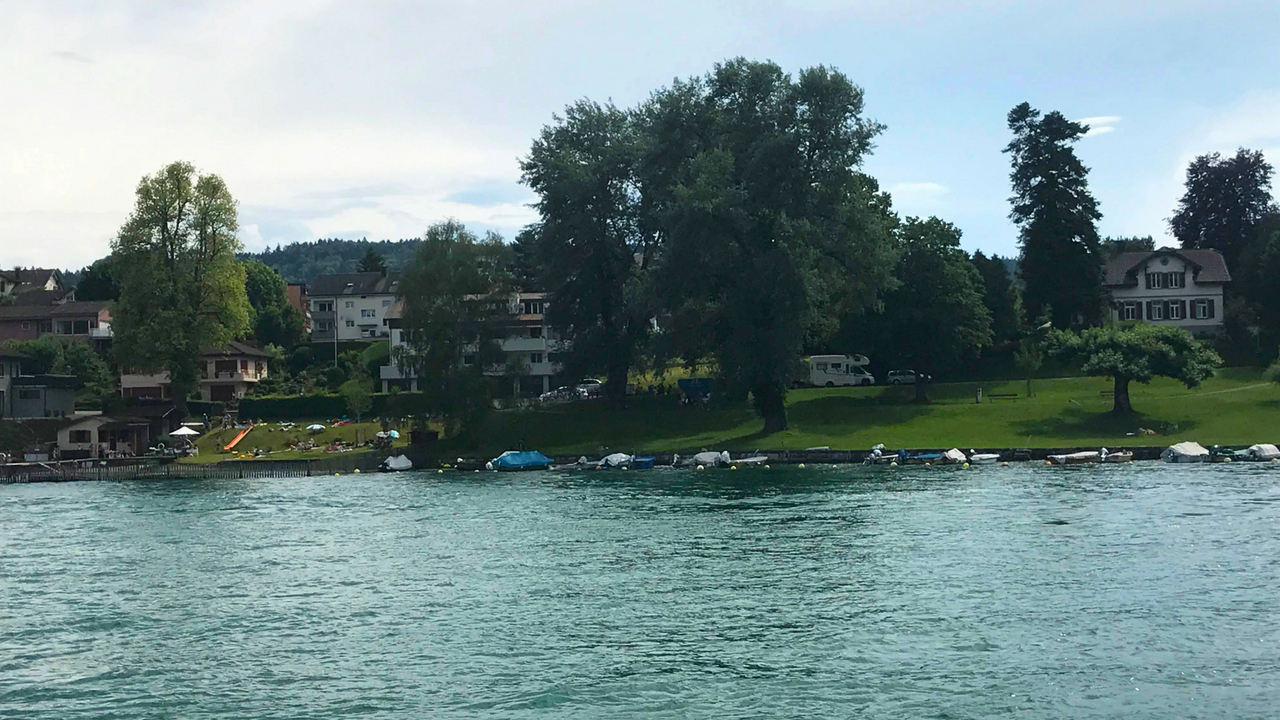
<box><xmin>1045</xmin><ymin>461</ymin><xmax>1052</xmax><ymax>466</ymax></box>
<box><xmin>963</xmin><ymin>463</ymin><xmax>970</xmax><ymax>469</ymax></box>
<box><xmin>1001</xmin><ymin>462</ymin><xmax>1010</xmax><ymax>467</ymax></box>
<box><xmin>438</xmin><ymin>469</ymin><xmax>444</xmax><ymax>474</ymax></box>
<box><xmin>798</xmin><ymin>463</ymin><xmax>806</xmax><ymax>469</ymax></box>
<box><xmin>731</xmin><ymin>465</ymin><xmax>738</xmax><ymax>471</ymax></box>
<box><xmin>354</xmin><ymin>469</ymin><xmax>360</xmax><ymax>473</ymax></box>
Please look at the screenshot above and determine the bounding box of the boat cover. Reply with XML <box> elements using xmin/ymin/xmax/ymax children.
<box><xmin>1161</xmin><ymin>441</ymin><xmax>1209</xmax><ymax>463</ymax></box>
<box><xmin>1247</xmin><ymin>443</ymin><xmax>1280</xmax><ymax>460</ymax></box>
<box><xmin>941</xmin><ymin>449</ymin><xmax>967</xmax><ymax>464</ymax></box>
<box><xmin>691</xmin><ymin>451</ymin><xmax>730</xmax><ymax>467</ymax></box>
<box><xmin>600</xmin><ymin>453</ymin><xmax>633</xmax><ymax>468</ymax></box>
<box><xmin>1048</xmin><ymin>451</ymin><xmax>1101</xmax><ymax>464</ymax></box>
<box><xmin>491</xmin><ymin>450</ymin><xmax>554</xmax><ymax>470</ymax></box>
<box><xmin>969</xmin><ymin>453</ymin><xmax>1000</xmax><ymax>464</ymax></box>
<box><xmin>381</xmin><ymin>454</ymin><xmax>413</xmax><ymax>471</ymax></box>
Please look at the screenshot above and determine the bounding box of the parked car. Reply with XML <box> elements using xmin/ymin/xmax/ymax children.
<box><xmin>575</xmin><ymin>378</ymin><xmax>604</xmax><ymax>398</ymax></box>
<box><xmin>887</xmin><ymin>370</ymin><xmax>917</xmax><ymax>385</ymax></box>
<box><xmin>539</xmin><ymin>386</ymin><xmax>575</xmax><ymax>403</ymax></box>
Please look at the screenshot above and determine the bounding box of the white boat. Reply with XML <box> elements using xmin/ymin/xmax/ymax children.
<box><xmin>1246</xmin><ymin>443</ymin><xmax>1280</xmax><ymax>461</ymax></box>
<box><xmin>731</xmin><ymin>455</ymin><xmax>769</xmax><ymax>466</ymax></box>
<box><xmin>968</xmin><ymin>451</ymin><xmax>1000</xmax><ymax>464</ymax></box>
<box><xmin>940</xmin><ymin>448</ymin><xmax>968</xmax><ymax>464</ymax></box>
<box><xmin>1161</xmin><ymin>442</ymin><xmax>1209</xmax><ymax>463</ymax></box>
<box><xmin>1102</xmin><ymin>451</ymin><xmax>1134</xmax><ymax>463</ymax></box>
<box><xmin>1048</xmin><ymin>451</ymin><xmax>1101</xmax><ymax>465</ymax></box>
<box><xmin>380</xmin><ymin>454</ymin><xmax>413</xmax><ymax>471</ymax></box>
<box><xmin>688</xmin><ymin>451</ymin><xmax>731</xmax><ymax>468</ymax></box>
<box><xmin>598</xmin><ymin>452</ymin><xmax>633</xmax><ymax>469</ymax></box>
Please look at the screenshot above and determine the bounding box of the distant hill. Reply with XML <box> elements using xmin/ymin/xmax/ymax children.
<box><xmin>241</xmin><ymin>238</ymin><xmax>422</xmax><ymax>284</ymax></box>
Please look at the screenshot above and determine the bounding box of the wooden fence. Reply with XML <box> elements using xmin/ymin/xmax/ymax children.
<box><xmin>0</xmin><ymin>452</ymin><xmax>394</xmax><ymax>485</ymax></box>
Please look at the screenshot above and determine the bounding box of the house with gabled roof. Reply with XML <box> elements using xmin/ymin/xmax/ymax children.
<box><xmin>1104</xmin><ymin>247</ymin><xmax>1230</xmax><ymax>336</ymax></box>
<box><xmin>308</xmin><ymin>270</ymin><xmax>400</xmax><ymax>343</ymax></box>
<box><xmin>119</xmin><ymin>341</ymin><xmax>271</xmax><ymax>403</ymax></box>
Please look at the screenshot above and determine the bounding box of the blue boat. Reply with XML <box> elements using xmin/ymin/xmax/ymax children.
<box><xmin>631</xmin><ymin>456</ymin><xmax>656</xmax><ymax>470</ymax></box>
<box><xmin>489</xmin><ymin>451</ymin><xmax>554</xmax><ymax>471</ymax></box>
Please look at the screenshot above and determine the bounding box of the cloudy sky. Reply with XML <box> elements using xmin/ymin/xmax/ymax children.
<box><xmin>3</xmin><ymin>0</ymin><xmax>1279</xmax><ymax>268</ymax></box>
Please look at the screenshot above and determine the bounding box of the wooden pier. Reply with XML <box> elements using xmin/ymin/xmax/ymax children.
<box><xmin>0</xmin><ymin>452</ymin><xmax>394</xmax><ymax>485</ymax></box>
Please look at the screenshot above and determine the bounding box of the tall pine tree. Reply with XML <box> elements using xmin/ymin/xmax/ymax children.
<box><xmin>1005</xmin><ymin>103</ymin><xmax>1103</xmax><ymax>328</ymax></box>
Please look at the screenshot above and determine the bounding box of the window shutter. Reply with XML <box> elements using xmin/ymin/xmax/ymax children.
<box><xmin>1180</xmin><ymin>300</ymin><xmax>1187</xmax><ymax>319</ymax></box>
<box><xmin>1145</xmin><ymin>301</ymin><xmax>1152</xmax><ymax>320</ymax></box>
<box><xmin>1208</xmin><ymin>299</ymin><xmax>1215</xmax><ymax>319</ymax></box>
<box><xmin>1164</xmin><ymin>300</ymin><xmax>1171</xmax><ymax>319</ymax></box>
<box><xmin>1145</xmin><ymin>274</ymin><xmax>1152</xmax><ymax>290</ymax></box>
<box><xmin>1180</xmin><ymin>272</ymin><xmax>1187</xmax><ymax>288</ymax></box>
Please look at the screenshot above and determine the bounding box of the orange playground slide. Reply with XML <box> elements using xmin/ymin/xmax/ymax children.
<box><xmin>223</xmin><ymin>425</ymin><xmax>254</xmax><ymax>451</ymax></box>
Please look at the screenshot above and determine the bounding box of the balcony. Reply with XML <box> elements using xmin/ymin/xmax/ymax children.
<box><xmin>201</xmin><ymin>372</ymin><xmax>265</xmax><ymax>384</ymax></box>
<box><xmin>502</xmin><ymin>336</ymin><xmax>549</xmax><ymax>352</ymax></box>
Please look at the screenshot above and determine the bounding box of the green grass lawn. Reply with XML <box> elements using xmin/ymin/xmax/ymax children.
<box><xmin>429</xmin><ymin>367</ymin><xmax>1279</xmax><ymax>457</ymax></box>
<box><xmin>181</xmin><ymin>419</ymin><xmax>411</xmax><ymax>464</ymax></box>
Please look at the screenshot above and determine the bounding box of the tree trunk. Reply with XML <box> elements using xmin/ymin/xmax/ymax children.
<box><xmin>755</xmin><ymin>383</ymin><xmax>787</xmax><ymax>434</ymax></box>
<box><xmin>914</xmin><ymin>373</ymin><xmax>929</xmax><ymax>403</ymax></box>
<box><xmin>605</xmin><ymin>365</ymin><xmax>629</xmax><ymax>409</ymax></box>
<box><xmin>172</xmin><ymin>383</ymin><xmax>191</xmax><ymax>420</ymax></box>
<box><xmin>1112</xmin><ymin>375</ymin><xmax>1133</xmax><ymax>415</ymax></box>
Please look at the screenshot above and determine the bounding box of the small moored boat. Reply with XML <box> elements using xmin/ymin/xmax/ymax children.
<box><xmin>379</xmin><ymin>454</ymin><xmax>413</xmax><ymax>471</ymax></box>
<box><xmin>488</xmin><ymin>450</ymin><xmax>554</xmax><ymax>471</ymax></box>
<box><xmin>1246</xmin><ymin>444</ymin><xmax>1280</xmax><ymax>461</ymax></box>
<box><xmin>1048</xmin><ymin>451</ymin><xmax>1101</xmax><ymax>465</ymax></box>
<box><xmin>968</xmin><ymin>451</ymin><xmax>1001</xmax><ymax>464</ymax></box>
<box><xmin>1102</xmin><ymin>451</ymin><xmax>1134</xmax><ymax>463</ymax></box>
<box><xmin>1161</xmin><ymin>442</ymin><xmax>1209</xmax><ymax>463</ymax></box>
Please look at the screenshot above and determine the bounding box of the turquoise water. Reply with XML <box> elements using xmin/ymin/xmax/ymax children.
<box><xmin>2</xmin><ymin>464</ymin><xmax>1279</xmax><ymax>718</ymax></box>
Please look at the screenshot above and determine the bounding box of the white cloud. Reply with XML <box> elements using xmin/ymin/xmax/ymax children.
<box><xmin>1076</xmin><ymin>116</ymin><xmax>1120</xmax><ymax>137</ymax></box>
<box><xmin>1206</xmin><ymin>90</ymin><xmax>1280</xmax><ymax>146</ymax></box>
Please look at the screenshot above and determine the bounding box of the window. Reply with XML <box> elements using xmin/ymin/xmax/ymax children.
<box><xmin>37</xmin><ymin>320</ymin><xmax>52</xmax><ymax>334</ymax></box>
<box><xmin>346</xmin><ymin>320</ymin><xmax>355</xmax><ymax>327</ymax></box>
<box><xmin>1194</xmin><ymin>299</ymin><xmax>1210</xmax><ymax>319</ymax></box>
<box><xmin>520</xmin><ymin>299</ymin><xmax>544</xmax><ymax>315</ymax></box>
<box><xmin>382</xmin><ymin>299</ymin><xmax>391</xmax><ymax>307</ymax></box>
<box><xmin>1147</xmin><ymin>273</ymin><xmax>1165</xmax><ymax>289</ymax></box>
<box><xmin>314</xmin><ymin>301</ymin><xmax>334</xmax><ymax>313</ymax></box>
<box><xmin>73</xmin><ymin>320</ymin><xmax>89</xmax><ymax>335</ymax></box>
<box><xmin>21</xmin><ymin>321</ymin><xmax>30</xmax><ymax>330</ymax></box>
<box><xmin>530</xmin><ymin>353</ymin><xmax>543</xmax><ymax>364</ymax></box>
<box><xmin>1151</xmin><ymin>302</ymin><xmax>1164</xmax><ymax>320</ymax></box>
<box><xmin>0</xmin><ymin>363</ymin><xmax>5</xmax><ymax>377</ymax></box>
<box><xmin>529</xmin><ymin>326</ymin><xmax>543</xmax><ymax>338</ymax></box>
<box><xmin>70</xmin><ymin>430</ymin><xmax>92</xmax><ymax>444</ymax></box>
<box><xmin>1167</xmin><ymin>272</ymin><xmax>1185</xmax><ymax>289</ymax></box>
<box><xmin>1122</xmin><ymin>303</ymin><xmax>1139</xmax><ymax>321</ymax></box>
<box><xmin>255</xmin><ymin>361</ymin><xmax>264</xmax><ymax>376</ymax></box>
<box><xmin>57</xmin><ymin>320</ymin><xmax>73</xmax><ymax>335</ymax></box>
<box><xmin>463</xmin><ymin>355</ymin><xmax>476</xmax><ymax>365</ymax></box>
<box><xmin>1168</xmin><ymin>302</ymin><xmax>1184</xmax><ymax>320</ymax></box>
<box><xmin>815</xmin><ymin>363</ymin><xmax>827</xmax><ymax>371</ymax></box>
<box><xmin>18</xmin><ymin>389</ymin><xmax>41</xmax><ymax>400</ymax></box>
<box><xmin>345</xmin><ymin>301</ymin><xmax>355</xmax><ymax>308</ymax></box>
<box><xmin>240</xmin><ymin>359</ymin><xmax>249</xmax><ymax>372</ymax></box>
<box><xmin>361</xmin><ymin>309</ymin><xmax>376</xmax><ymax>318</ymax></box>
<box><xmin>316</xmin><ymin>320</ymin><xmax>332</xmax><ymax>332</ymax></box>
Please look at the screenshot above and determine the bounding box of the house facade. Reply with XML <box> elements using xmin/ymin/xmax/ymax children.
<box><xmin>286</xmin><ymin>282</ymin><xmax>312</xmax><ymax>332</ymax></box>
<box><xmin>309</xmin><ymin>271</ymin><xmax>399</xmax><ymax>344</ymax></box>
<box><xmin>120</xmin><ymin>342</ymin><xmax>270</xmax><ymax>402</ymax></box>
<box><xmin>380</xmin><ymin>292</ymin><xmax>564</xmax><ymax>396</ymax></box>
<box><xmin>0</xmin><ymin>350</ymin><xmax>22</xmax><ymax>418</ymax></box>
<box><xmin>57</xmin><ymin>416</ymin><xmax>152</xmax><ymax>459</ymax></box>
<box><xmin>1104</xmin><ymin>248</ymin><xmax>1230</xmax><ymax>336</ymax></box>
<box><xmin>0</xmin><ymin>301</ymin><xmax>112</xmax><ymax>348</ymax></box>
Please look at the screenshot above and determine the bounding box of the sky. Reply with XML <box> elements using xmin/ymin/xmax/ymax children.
<box><xmin>3</xmin><ymin>0</ymin><xmax>1280</xmax><ymax>269</ymax></box>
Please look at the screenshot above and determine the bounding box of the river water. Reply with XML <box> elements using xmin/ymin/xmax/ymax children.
<box><xmin>2</xmin><ymin>464</ymin><xmax>1278</xmax><ymax>718</ymax></box>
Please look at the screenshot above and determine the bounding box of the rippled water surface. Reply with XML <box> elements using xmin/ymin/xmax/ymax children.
<box><xmin>3</xmin><ymin>464</ymin><xmax>1280</xmax><ymax>718</ymax></box>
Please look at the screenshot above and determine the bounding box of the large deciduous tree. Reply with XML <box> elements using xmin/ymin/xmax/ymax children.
<box><xmin>646</xmin><ymin>59</ymin><xmax>899</xmax><ymax>433</ymax></box>
<box><xmin>1049</xmin><ymin>324</ymin><xmax>1220</xmax><ymax>415</ymax></box>
<box><xmin>74</xmin><ymin>257</ymin><xmax>119</xmax><ymax>302</ymax></box>
<box><xmin>243</xmin><ymin>259</ymin><xmax>305</xmax><ymax>350</ymax></box>
<box><xmin>520</xmin><ymin>100</ymin><xmax>652</xmax><ymax>406</ymax></box>
<box><xmin>393</xmin><ymin>220</ymin><xmax>511</xmax><ymax>438</ymax></box>
<box><xmin>111</xmin><ymin>161</ymin><xmax>250</xmax><ymax>417</ymax></box>
<box><xmin>1005</xmin><ymin>103</ymin><xmax>1104</xmax><ymax>328</ymax></box>
<box><xmin>860</xmin><ymin>218</ymin><xmax>992</xmax><ymax>401</ymax></box>
<box><xmin>1170</xmin><ymin>149</ymin><xmax>1276</xmax><ymax>270</ymax></box>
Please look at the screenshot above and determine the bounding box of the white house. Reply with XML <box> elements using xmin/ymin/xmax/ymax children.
<box><xmin>1104</xmin><ymin>247</ymin><xmax>1230</xmax><ymax>336</ymax></box>
<box><xmin>309</xmin><ymin>271</ymin><xmax>400</xmax><ymax>344</ymax></box>
<box><xmin>380</xmin><ymin>292</ymin><xmax>564</xmax><ymax>396</ymax></box>
<box><xmin>120</xmin><ymin>342</ymin><xmax>270</xmax><ymax>402</ymax></box>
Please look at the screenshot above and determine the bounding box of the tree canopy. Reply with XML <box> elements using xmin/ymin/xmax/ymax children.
<box><xmin>110</xmin><ymin>161</ymin><xmax>250</xmax><ymax>416</ymax></box>
<box><xmin>243</xmin><ymin>259</ymin><xmax>306</xmax><ymax>350</ymax></box>
<box><xmin>858</xmin><ymin>218</ymin><xmax>992</xmax><ymax>400</ymax></box>
<box><xmin>1005</xmin><ymin>102</ymin><xmax>1104</xmax><ymax>328</ymax></box>
<box><xmin>970</xmin><ymin>250</ymin><xmax>1021</xmax><ymax>345</ymax></box>
<box><xmin>1048</xmin><ymin>324</ymin><xmax>1221</xmax><ymax>414</ymax></box>
<box><xmin>1170</xmin><ymin>149</ymin><xmax>1276</xmax><ymax>269</ymax></box>
<box><xmin>74</xmin><ymin>256</ymin><xmax>118</xmax><ymax>302</ymax></box>
<box><xmin>646</xmin><ymin>59</ymin><xmax>900</xmax><ymax>433</ymax></box>
<box><xmin>393</xmin><ymin>220</ymin><xmax>512</xmax><ymax>437</ymax></box>
<box><xmin>520</xmin><ymin>99</ymin><xmax>651</xmax><ymax>405</ymax></box>
<box><xmin>357</xmin><ymin>247</ymin><xmax>388</xmax><ymax>273</ymax></box>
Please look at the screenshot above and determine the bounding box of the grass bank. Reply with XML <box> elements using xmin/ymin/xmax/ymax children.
<box><xmin>430</xmin><ymin>367</ymin><xmax>1277</xmax><ymax>457</ymax></box>
<box><xmin>182</xmin><ymin>420</ymin><xmax>411</xmax><ymax>464</ymax></box>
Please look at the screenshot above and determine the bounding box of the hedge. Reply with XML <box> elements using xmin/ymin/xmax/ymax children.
<box><xmin>238</xmin><ymin>392</ymin><xmax>430</xmax><ymax>420</ymax></box>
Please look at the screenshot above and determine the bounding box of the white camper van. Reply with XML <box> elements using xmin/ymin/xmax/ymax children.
<box><xmin>808</xmin><ymin>354</ymin><xmax>874</xmax><ymax>387</ymax></box>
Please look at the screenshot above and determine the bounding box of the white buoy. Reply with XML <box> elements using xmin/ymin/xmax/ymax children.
<box><xmin>890</xmin><ymin>461</ymin><xmax>898</xmax><ymax>467</ymax></box>
<box><xmin>798</xmin><ymin>463</ymin><xmax>806</xmax><ymax>469</ymax></box>
<box><xmin>438</xmin><ymin>469</ymin><xmax>443</xmax><ymax>474</ymax></box>
<box><xmin>696</xmin><ymin>465</ymin><xmax>705</xmax><ymax>471</ymax></box>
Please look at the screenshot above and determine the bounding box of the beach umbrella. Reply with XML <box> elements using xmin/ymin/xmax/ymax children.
<box><xmin>169</xmin><ymin>426</ymin><xmax>201</xmax><ymax>437</ymax></box>
<box><xmin>307</xmin><ymin>424</ymin><xmax>326</xmax><ymax>433</ymax></box>
<box><xmin>387</xmin><ymin>430</ymin><xmax>400</xmax><ymax>439</ymax></box>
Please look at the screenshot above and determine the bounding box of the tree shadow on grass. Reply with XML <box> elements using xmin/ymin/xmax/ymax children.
<box><xmin>1010</xmin><ymin>407</ymin><xmax>1200</xmax><ymax>442</ymax></box>
<box><xmin>786</xmin><ymin>394</ymin><xmax>935</xmax><ymax>432</ymax></box>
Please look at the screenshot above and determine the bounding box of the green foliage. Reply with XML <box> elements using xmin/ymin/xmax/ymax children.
<box><xmin>521</xmin><ymin>99</ymin><xmax>650</xmax><ymax>403</ymax></box>
<box><xmin>339</xmin><ymin>377</ymin><xmax>373</xmax><ymax>420</ymax></box>
<box><xmin>1048</xmin><ymin>324</ymin><xmax>1221</xmax><ymax>414</ymax></box>
<box><xmin>1100</xmin><ymin>236</ymin><xmax>1155</xmax><ymax>258</ymax></box>
<box><xmin>3</xmin><ymin>337</ymin><xmax>114</xmax><ymax>398</ymax></box>
<box><xmin>1005</xmin><ymin>102</ymin><xmax>1104</xmax><ymax>328</ymax></box>
<box><xmin>395</xmin><ymin>220</ymin><xmax>512</xmax><ymax>436</ymax></box>
<box><xmin>357</xmin><ymin>247</ymin><xmax>387</xmax><ymax>273</ymax></box>
<box><xmin>110</xmin><ymin>161</ymin><xmax>251</xmax><ymax>414</ymax></box>
<box><xmin>1170</xmin><ymin>149</ymin><xmax>1276</xmax><ymax>269</ymax></box>
<box><xmin>74</xmin><ymin>256</ymin><xmax>118</xmax><ymax>301</ymax></box>
<box><xmin>646</xmin><ymin>59</ymin><xmax>899</xmax><ymax>433</ymax></box>
<box><xmin>854</xmin><ymin>217</ymin><xmax>992</xmax><ymax>399</ymax></box>
<box><xmin>1266</xmin><ymin>359</ymin><xmax>1280</xmax><ymax>385</ymax></box>
<box><xmin>243</xmin><ymin>259</ymin><xmax>305</xmax><ymax>350</ymax></box>
<box><xmin>970</xmin><ymin>250</ymin><xmax>1021</xmax><ymax>344</ymax></box>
